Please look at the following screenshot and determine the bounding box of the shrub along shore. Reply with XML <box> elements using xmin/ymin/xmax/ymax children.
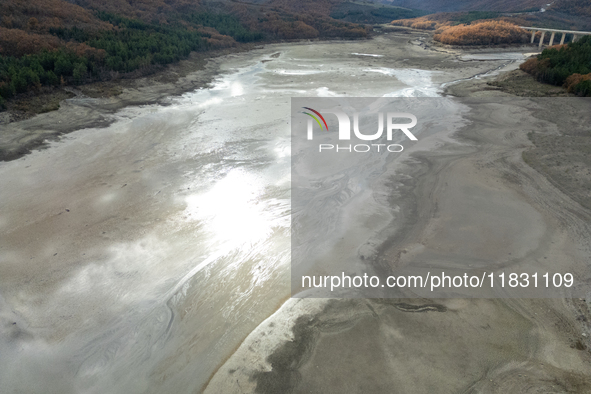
<box><xmin>520</xmin><ymin>36</ymin><xmax>591</xmax><ymax>96</ymax></box>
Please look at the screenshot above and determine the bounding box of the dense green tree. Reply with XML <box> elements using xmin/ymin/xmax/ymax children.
<box><xmin>520</xmin><ymin>36</ymin><xmax>591</xmax><ymax>96</ymax></box>
<box><xmin>54</xmin><ymin>57</ymin><xmax>74</xmax><ymax>77</ymax></box>
<box><xmin>12</xmin><ymin>74</ymin><xmax>28</xmax><ymax>93</ymax></box>
<box><xmin>73</xmin><ymin>63</ymin><xmax>87</xmax><ymax>84</ymax></box>
<box><xmin>0</xmin><ymin>81</ymin><xmax>16</xmax><ymax>99</ymax></box>
<box><xmin>43</xmin><ymin>70</ymin><xmax>59</xmax><ymax>86</ymax></box>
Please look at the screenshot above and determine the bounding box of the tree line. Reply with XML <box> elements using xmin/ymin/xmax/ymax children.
<box><xmin>0</xmin><ymin>2</ymin><xmax>371</xmax><ymax>108</ymax></box>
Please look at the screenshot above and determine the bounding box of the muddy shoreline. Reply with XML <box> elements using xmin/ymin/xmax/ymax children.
<box><xmin>0</xmin><ymin>36</ymin><xmax>370</xmax><ymax>161</ymax></box>
<box><xmin>0</xmin><ymin>44</ymin><xmax>259</xmax><ymax>161</ymax></box>
<box><xmin>0</xmin><ymin>28</ymin><xmax>560</xmax><ymax>162</ymax></box>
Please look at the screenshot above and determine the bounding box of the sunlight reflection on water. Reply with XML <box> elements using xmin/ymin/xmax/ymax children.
<box><xmin>184</xmin><ymin>170</ymin><xmax>272</xmax><ymax>249</ymax></box>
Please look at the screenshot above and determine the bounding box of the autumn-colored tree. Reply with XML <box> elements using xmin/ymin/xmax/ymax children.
<box><xmin>391</xmin><ymin>14</ymin><xmax>454</xmax><ymax>30</ymax></box>
<box><xmin>564</xmin><ymin>73</ymin><xmax>591</xmax><ymax>93</ymax></box>
<box><xmin>27</xmin><ymin>17</ymin><xmax>39</xmax><ymax>30</ymax></box>
<box><xmin>0</xmin><ymin>27</ymin><xmax>61</xmax><ymax>56</ymax></box>
<box><xmin>1</xmin><ymin>16</ymin><xmax>13</xmax><ymax>28</ymax></box>
<box><xmin>0</xmin><ymin>0</ymin><xmax>113</xmax><ymax>32</ymax></box>
<box><xmin>433</xmin><ymin>21</ymin><xmax>528</xmax><ymax>45</ymax></box>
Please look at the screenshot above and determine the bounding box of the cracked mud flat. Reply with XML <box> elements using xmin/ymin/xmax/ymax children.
<box><xmin>1</xmin><ymin>29</ymin><xmax>590</xmax><ymax>393</ymax></box>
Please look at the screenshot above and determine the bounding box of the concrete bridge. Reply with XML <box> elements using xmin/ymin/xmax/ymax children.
<box><xmin>520</xmin><ymin>26</ymin><xmax>591</xmax><ymax>48</ymax></box>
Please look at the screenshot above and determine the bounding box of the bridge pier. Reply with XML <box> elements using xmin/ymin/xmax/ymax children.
<box><xmin>521</xmin><ymin>26</ymin><xmax>591</xmax><ymax>48</ymax></box>
<box><xmin>539</xmin><ymin>31</ymin><xmax>545</xmax><ymax>48</ymax></box>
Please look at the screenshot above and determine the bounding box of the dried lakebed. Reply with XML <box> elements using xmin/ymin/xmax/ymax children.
<box><xmin>1</xmin><ymin>31</ymin><xmax>590</xmax><ymax>393</ymax></box>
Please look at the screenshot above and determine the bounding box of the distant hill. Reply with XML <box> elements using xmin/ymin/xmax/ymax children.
<box><xmin>549</xmin><ymin>0</ymin><xmax>591</xmax><ymax>17</ymax></box>
<box><xmin>381</xmin><ymin>0</ymin><xmax>591</xmax><ymax>28</ymax></box>
<box><xmin>388</xmin><ymin>0</ymin><xmax>591</xmax><ymax>31</ymax></box>
<box><xmin>264</xmin><ymin>0</ymin><xmax>427</xmax><ymax>24</ymax></box>
<box><xmin>329</xmin><ymin>1</ymin><xmax>427</xmax><ymax>24</ymax></box>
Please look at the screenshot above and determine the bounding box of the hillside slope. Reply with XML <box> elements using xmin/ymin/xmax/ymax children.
<box><xmin>0</xmin><ymin>0</ymin><xmax>372</xmax><ymax>107</ymax></box>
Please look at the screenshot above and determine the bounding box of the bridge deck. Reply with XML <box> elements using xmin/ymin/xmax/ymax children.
<box><xmin>519</xmin><ymin>27</ymin><xmax>591</xmax><ymax>35</ymax></box>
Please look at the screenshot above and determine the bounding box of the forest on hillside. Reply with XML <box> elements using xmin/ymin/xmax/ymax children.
<box><xmin>0</xmin><ymin>0</ymin><xmax>371</xmax><ymax>108</ymax></box>
<box><xmin>520</xmin><ymin>36</ymin><xmax>591</xmax><ymax>96</ymax></box>
<box><xmin>0</xmin><ymin>11</ymin><xmax>256</xmax><ymax>106</ymax></box>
